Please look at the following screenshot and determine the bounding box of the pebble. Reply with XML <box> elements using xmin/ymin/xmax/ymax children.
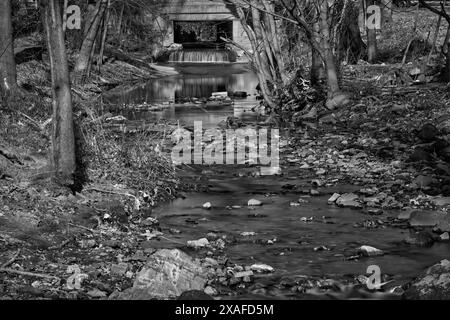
<box><xmin>202</xmin><ymin>202</ymin><xmax>212</xmax><ymax>210</ymax></box>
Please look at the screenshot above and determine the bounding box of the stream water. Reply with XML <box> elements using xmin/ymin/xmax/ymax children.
<box><xmin>105</xmin><ymin>63</ymin><xmax>262</xmax><ymax>128</ymax></box>
<box><xmin>107</xmin><ymin>62</ymin><xmax>450</xmax><ymax>299</ymax></box>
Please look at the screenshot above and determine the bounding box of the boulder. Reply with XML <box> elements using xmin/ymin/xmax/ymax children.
<box><xmin>409</xmin><ymin>210</ymin><xmax>450</xmax><ymax>232</ymax></box>
<box><xmin>432</xmin><ymin>197</ymin><xmax>450</xmax><ymax>207</ymax></box>
<box><xmin>416</xmin><ymin>123</ymin><xmax>439</xmax><ymax>142</ymax></box>
<box><xmin>115</xmin><ymin>249</ymin><xmax>207</xmax><ymax>300</ymax></box>
<box><xmin>404</xmin><ymin>260</ymin><xmax>450</xmax><ymax>299</ymax></box>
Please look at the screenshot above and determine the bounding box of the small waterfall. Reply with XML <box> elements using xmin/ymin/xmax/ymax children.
<box><xmin>169</xmin><ymin>49</ymin><xmax>233</xmax><ymax>63</ymax></box>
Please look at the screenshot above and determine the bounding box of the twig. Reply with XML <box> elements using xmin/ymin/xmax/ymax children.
<box><xmin>83</xmin><ymin>187</ymin><xmax>137</xmax><ymax>200</ymax></box>
<box><xmin>0</xmin><ymin>268</ymin><xmax>59</xmax><ymax>280</ymax></box>
<box><xmin>68</xmin><ymin>223</ymin><xmax>97</xmax><ymax>234</ymax></box>
<box><xmin>159</xmin><ymin>235</ymin><xmax>186</xmax><ymax>246</ymax></box>
<box><xmin>1</xmin><ymin>249</ymin><xmax>20</xmax><ymax>268</ymax></box>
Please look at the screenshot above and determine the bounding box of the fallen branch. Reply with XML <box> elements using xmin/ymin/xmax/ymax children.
<box><xmin>1</xmin><ymin>249</ymin><xmax>20</xmax><ymax>268</ymax></box>
<box><xmin>83</xmin><ymin>186</ymin><xmax>136</xmax><ymax>199</ymax></box>
<box><xmin>68</xmin><ymin>223</ymin><xmax>97</xmax><ymax>234</ymax></box>
<box><xmin>159</xmin><ymin>235</ymin><xmax>186</xmax><ymax>246</ymax></box>
<box><xmin>0</xmin><ymin>268</ymin><xmax>60</xmax><ymax>280</ymax></box>
<box><xmin>17</xmin><ymin>111</ymin><xmax>52</xmax><ymax>132</ymax></box>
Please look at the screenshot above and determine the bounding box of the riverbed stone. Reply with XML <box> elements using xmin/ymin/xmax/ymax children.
<box><xmin>409</xmin><ymin>210</ymin><xmax>450</xmax><ymax>231</ymax></box>
<box><xmin>328</xmin><ymin>193</ymin><xmax>341</xmax><ymax>204</ymax></box>
<box><xmin>114</xmin><ymin>249</ymin><xmax>207</xmax><ymax>300</ymax></box>
<box><xmin>187</xmin><ymin>238</ymin><xmax>210</xmax><ymax>248</ymax></box>
<box><xmin>248</xmin><ymin>199</ymin><xmax>262</xmax><ymax>206</ymax></box>
<box><xmin>357</xmin><ymin>245</ymin><xmax>384</xmax><ymax>257</ymax></box>
<box><xmin>336</xmin><ymin>193</ymin><xmax>362</xmax><ymax>208</ymax></box>
<box><xmin>432</xmin><ymin>197</ymin><xmax>450</xmax><ymax>207</ymax></box>
<box><xmin>404</xmin><ymin>260</ymin><xmax>450</xmax><ymax>299</ymax></box>
<box><xmin>250</xmin><ymin>264</ymin><xmax>274</xmax><ymax>273</ymax></box>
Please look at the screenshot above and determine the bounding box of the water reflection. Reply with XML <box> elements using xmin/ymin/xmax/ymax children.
<box><xmin>119</xmin><ymin>103</ymin><xmax>264</xmax><ymax>129</ymax></box>
<box><xmin>107</xmin><ymin>63</ymin><xmax>259</xmax><ymax>104</ymax></box>
<box><xmin>105</xmin><ymin>63</ymin><xmax>263</xmax><ymax>128</ymax></box>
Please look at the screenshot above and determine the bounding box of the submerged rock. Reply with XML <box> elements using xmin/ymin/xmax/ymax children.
<box><xmin>404</xmin><ymin>230</ymin><xmax>435</xmax><ymax>247</ymax></box>
<box><xmin>115</xmin><ymin>249</ymin><xmax>207</xmax><ymax>300</ymax></box>
<box><xmin>404</xmin><ymin>260</ymin><xmax>450</xmax><ymax>299</ymax></box>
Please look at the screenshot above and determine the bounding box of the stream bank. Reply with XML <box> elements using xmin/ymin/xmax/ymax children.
<box><xmin>2</xmin><ymin>53</ymin><xmax>450</xmax><ymax>300</ymax></box>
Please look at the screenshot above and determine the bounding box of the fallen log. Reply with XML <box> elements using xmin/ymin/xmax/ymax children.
<box><xmin>104</xmin><ymin>47</ymin><xmax>150</xmax><ymax>69</ymax></box>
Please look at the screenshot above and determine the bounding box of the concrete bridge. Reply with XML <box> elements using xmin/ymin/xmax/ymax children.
<box><xmin>155</xmin><ymin>0</ymin><xmax>251</xmax><ymax>51</ymax></box>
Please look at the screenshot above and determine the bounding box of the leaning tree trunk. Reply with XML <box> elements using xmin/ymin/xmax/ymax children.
<box><xmin>235</xmin><ymin>3</ymin><xmax>277</xmax><ymax>109</ymax></box>
<box><xmin>73</xmin><ymin>0</ymin><xmax>108</xmax><ymax>83</ymax></box>
<box><xmin>0</xmin><ymin>0</ymin><xmax>17</xmax><ymax>97</ymax></box>
<box><xmin>42</xmin><ymin>0</ymin><xmax>76</xmax><ymax>183</ymax></box>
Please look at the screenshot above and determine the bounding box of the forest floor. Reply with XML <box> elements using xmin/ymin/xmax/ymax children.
<box><xmin>1</xmin><ymin>9</ymin><xmax>450</xmax><ymax>300</ymax></box>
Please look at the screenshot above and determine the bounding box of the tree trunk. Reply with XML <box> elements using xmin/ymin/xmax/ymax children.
<box><xmin>381</xmin><ymin>0</ymin><xmax>393</xmax><ymax>25</ymax></box>
<box><xmin>62</xmin><ymin>0</ymin><xmax>68</xmax><ymax>35</ymax></box>
<box><xmin>319</xmin><ymin>0</ymin><xmax>341</xmax><ymax>97</ymax></box>
<box><xmin>318</xmin><ymin>0</ymin><xmax>350</xmax><ymax>109</ymax></box>
<box><xmin>443</xmin><ymin>25</ymin><xmax>450</xmax><ymax>81</ymax></box>
<box><xmin>235</xmin><ymin>3</ymin><xmax>277</xmax><ymax>109</ymax></box>
<box><xmin>97</xmin><ymin>0</ymin><xmax>111</xmax><ymax>70</ymax></box>
<box><xmin>42</xmin><ymin>0</ymin><xmax>76</xmax><ymax>182</ymax></box>
<box><xmin>335</xmin><ymin>0</ymin><xmax>366</xmax><ymax>64</ymax></box>
<box><xmin>0</xmin><ymin>0</ymin><xmax>17</xmax><ymax>97</ymax></box>
<box><xmin>366</xmin><ymin>0</ymin><xmax>378</xmax><ymax>63</ymax></box>
<box><xmin>262</xmin><ymin>1</ymin><xmax>287</xmax><ymax>83</ymax></box>
<box><xmin>311</xmin><ymin>21</ymin><xmax>326</xmax><ymax>86</ymax></box>
<box><xmin>74</xmin><ymin>0</ymin><xmax>108</xmax><ymax>83</ymax></box>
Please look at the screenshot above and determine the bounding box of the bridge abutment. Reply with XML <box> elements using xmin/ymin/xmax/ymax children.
<box><xmin>156</xmin><ymin>0</ymin><xmax>252</xmax><ymax>60</ymax></box>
